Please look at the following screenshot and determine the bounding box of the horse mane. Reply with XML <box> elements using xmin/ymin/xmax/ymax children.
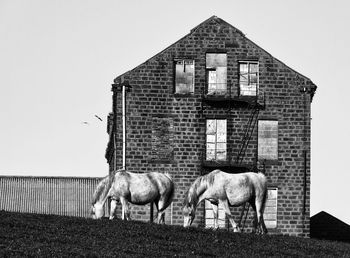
<box><xmin>91</xmin><ymin>174</ymin><xmax>114</xmax><ymax>205</ymax></box>
<box><xmin>163</xmin><ymin>172</ymin><xmax>172</xmax><ymax>180</ymax></box>
<box><xmin>183</xmin><ymin>177</ymin><xmax>203</xmax><ymax>207</ymax></box>
<box><xmin>183</xmin><ymin>170</ymin><xmax>219</xmax><ymax>207</ymax></box>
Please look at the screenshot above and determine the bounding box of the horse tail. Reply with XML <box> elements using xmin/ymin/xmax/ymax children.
<box><xmin>160</xmin><ymin>178</ymin><xmax>175</xmax><ymax>212</ymax></box>
<box><xmin>262</xmin><ymin>185</ymin><xmax>268</xmax><ymax>212</ymax></box>
<box><xmin>260</xmin><ymin>174</ymin><xmax>268</xmax><ymax>214</ymax></box>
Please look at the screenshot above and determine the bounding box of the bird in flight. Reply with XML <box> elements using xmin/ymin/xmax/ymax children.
<box><xmin>82</xmin><ymin>115</ymin><xmax>103</xmax><ymax>125</ymax></box>
<box><xmin>95</xmin><ymin>115</ymin><xmax>103</xmax><ymax>121</ymax></box>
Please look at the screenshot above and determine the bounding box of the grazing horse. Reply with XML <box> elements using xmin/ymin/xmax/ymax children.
<box><xmin>91</xmin><ymin>170</ymin><xmax>174</xmax><ymax>224</ymax></box>
<box><xmin>183</xmin><ymin>169</ymin><xmax>268</xmax><ymax>234</ymax></box>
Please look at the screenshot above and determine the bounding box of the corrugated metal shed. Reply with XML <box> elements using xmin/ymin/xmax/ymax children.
<box><xmin>0</xmin><ymin>176</ymin><xmax>105</xmax><ymax>218</ymax></box>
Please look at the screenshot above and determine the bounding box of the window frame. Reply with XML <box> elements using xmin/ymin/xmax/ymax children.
<box><xmin>205</xmin><ymin>53</ymin><xmax>228</xmax><ymax>95</ymax></box>
<box><xmin>206</xmin><ymin>119</ymin><xmax>227</xmax><ymax>161</ymax></box>
<box><xmin>258</xmin><ymin>119</ymin><xmax>278</xmax><ymax>163</ymax></box>
<box><xmin>238</xmin><ymin>61</ymin><xmax>259</xmax><ymax>96</ymax></box>
<box><xmin>264</xmin><ymin>187</ymin><xmax>278</xmax><ymax>229</ymax></box>
<box><xmin>174</xmin><ymin>59</ymin><xmax>195</xmax><ymax>95</ymax></box>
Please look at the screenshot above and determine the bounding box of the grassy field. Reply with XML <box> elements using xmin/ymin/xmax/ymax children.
<box><xmin>0</xmin><ymin>211</ymin><xmax>349</xmax><ymax>257</ymax></box>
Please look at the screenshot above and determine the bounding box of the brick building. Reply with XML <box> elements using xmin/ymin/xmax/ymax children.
<box><xmin>105</xmin><ymin>16</ymin><xmax>317</xmax><ymax>237</ymax></box>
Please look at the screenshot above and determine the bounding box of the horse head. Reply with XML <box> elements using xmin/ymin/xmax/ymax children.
<box><xmin>182</xmin><ymin>177</ymin><xmax>203</xmax><ymax>227</ymax></box>
<box><xmin>91</xmin><ymin>175</ymin><xmax>113</xmax><ymax>219</ymax></box>
<box><xmin>182</xmin><ymin>189</ymin><xmax>197</xmax><ymax>227</ymax></box>
<box><xmin>183</xmin><ymin>203</ymin><xmax>196</xmax><ymax>227</ymax></box>
<box><xmin>91</xmin><ymin>202</ymin><xmax>104</xmax><ymax>219</ymax></box>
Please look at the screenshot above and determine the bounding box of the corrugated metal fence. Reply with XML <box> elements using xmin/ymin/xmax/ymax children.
<box><xmin>0</xmin><ymin>176</ymin><xmax>105</xmax><ymax>218</ymax></box>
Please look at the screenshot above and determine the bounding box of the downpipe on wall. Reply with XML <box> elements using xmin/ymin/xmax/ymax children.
<box><xmin>122</xmin><ymin>83</ymin><xmax>126</xmax><ymax>170</ymax></box>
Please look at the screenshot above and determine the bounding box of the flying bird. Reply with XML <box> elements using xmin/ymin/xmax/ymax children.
<box><xmin>82</xmin><ymin>122</ymin><xmax>90</xmax><ymax>125</ymax></box>
<box><xmin>95</xmin><ymin>115</ymin><xmax>103</xmax><ymax>121</ymax></box>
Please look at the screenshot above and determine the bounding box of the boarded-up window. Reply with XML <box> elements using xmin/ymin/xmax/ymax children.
<box><xmin>264</xmin><ymin>188</ymin><xmax>278</xmax><ymax>229</ymax></box>
<box><xmin>205</xmin><ymin>200</ymin><xmax>226</xmax><ymax>228</ymax></box>
<box><xmin>258</xmin><ymin>120</ymin><xmax>278</xmax><ymax>161</ymax></box>
<box><xmin>206</xmin><ymin>53</ymin><xmax>227</xmax><ymax>95</ymax></box>
<box><xmin>206</xmin><ymin>119</ymin><xmax>227</xmax><ymax>161</ymax></box>
<box><xmin>151</xmin><ymin>117</ymin><xmax>174</xmax><ymax>161</ymax></box>
<box><xmin>239</xmin><ymin>61</ymin><xmax>258</xmax><ymax>96</ymax></box>
<box><xmin>175</xmin><ymin>59</ymin><xmax>194</xmax><ymax>94</ymax></box>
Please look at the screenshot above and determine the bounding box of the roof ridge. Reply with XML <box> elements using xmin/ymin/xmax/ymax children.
<box><xmin>113</xmin><ymin>16</ymin><xmax>315</xmax><ymax>87</ymax></box>
<box><xmin>114</xmin><ymin>15</ymin><xmax>243</xmax><ymax>83</ymax></box>
<box><xmin>190</xmin><ymin>15</ymin><xmax>220</xmax><ymax>33</ymax></box>
<box><xmin>313</xmin><ymin>211</ymin><xmax>350</xmax><ymax>226</ymax></box>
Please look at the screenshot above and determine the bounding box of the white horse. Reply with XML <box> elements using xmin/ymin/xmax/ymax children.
<box><xmin>91</xmin><ymin>170</ymin><xmax>174</xmax><ymax>224</ymax></box>
<box><xmin>183</xmin><ymin>169</ymin><xmax>268</xmax><ymax>234</ymax></box>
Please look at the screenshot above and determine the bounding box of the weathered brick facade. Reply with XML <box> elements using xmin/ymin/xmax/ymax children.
<box><xmin>105</xmin><ymin>16</ymin><xmax>316</xmax><ymax>237</ymax></box>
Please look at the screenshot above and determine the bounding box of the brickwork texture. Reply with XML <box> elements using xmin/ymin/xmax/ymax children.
<box><xmin>105</xmin><ymin>16</ymin><xmax>316</xmax><ymax>237</ymax></box>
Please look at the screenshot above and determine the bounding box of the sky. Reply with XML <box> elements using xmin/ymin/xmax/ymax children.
<box><xmin>0</xmin><ymin>0</ymin><xmax>349</xmax><ymax>224</ymax></box>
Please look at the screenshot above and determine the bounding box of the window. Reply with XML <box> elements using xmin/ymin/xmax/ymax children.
<box><xmin>205</xmin><ymin>200</ymin><xmax>226</xmax><ymax>228</ymax></box>
<box><xmin>258</xmin><ymin>120</ymin><xmax>278</xmax><ymax>161</ymax></box>
<box><xmin>239</xmin><ymin>61</ymin><xmax>258</xmax><ymax>96</ymax></box>
<box><xmin>151</xmin><ymin>117</ymin><xmax>174</xmax><ymax>162</ymax></box>
<box><xmin>206</xmin><ymin>53</ymin><xmax>227</xmax><ymax>95</ymax></box>
<box><xmin>206</xmin><ymin>119</ymin><xmax>227</xmax><ymax>161</ymax></box>
<box><xmin>264</xmin><ymin>188</ymin><xmax>278</xmax><ymax>229</ymax></box>
<box><xmin>175</xmin><ymin>59</ymin><xmax>194</xmax><ymax>94</ymax></box>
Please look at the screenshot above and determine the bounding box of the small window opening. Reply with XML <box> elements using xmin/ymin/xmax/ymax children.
<box><xmin>175</xmin><ymin>59</ymin><xmax>194</xmax><ymax>94</ymax></box>
<box><xmin>239</xmin><ymin>61</ymin><xmax>258</xmax><ymax>96</ymax></box>
<box><xmin>206</xmin><ymin>54</ymin><xmax>227</xmax><ymax>96</ymax></box>
<box><xmin>206</xmin><ymin>119</ymin><xmax>227</xmax><ymax>161</ymax></box>
<box><xmin>258</xmin><ymin>120</ymin><xmax>278</xmax><ymax>161</ymax></box>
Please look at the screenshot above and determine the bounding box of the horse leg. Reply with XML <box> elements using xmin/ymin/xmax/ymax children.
<box><xmin>210</xmin><ymin>202</ymin><xmax>219</xmax><ymax>229</ymax></box>
<box><xmin>125</xmin><ymin>202</ymin><xmax>131</xmax><ymax>220</ymax></box>
<box><xmin>261</xmin><ymin>217</ymin><xmax>267</xmax><ymax>234</ymax></box>
<box><xmin>221</xmin><ymin>200</ymin><xmax>241</xmax><ymax>232</ymax></box>
<box><xmin>249</xmin><ymin>200</ymin><xmax>258</xmax><ymax>234</ymax></box>
<box><xmin>120</xmin><ymin>198</ymin><xmax>125</xmax><ymax>220</ymax></box>
<box><xmin>120</xmin><ymin>197</ymin><xmax>130</xmax><ymax>221</ymax></box>
<box><xmin>255</xmin><ymin>197</ymin><xmax>268</xmax><ymax>234</ymax></box>
<box><xmin>156</xmin><ymin>187</ymin><xmax>175</xmax><ymax>224</ymax></box>
<box><xmin>109</xmin><ymin>199</ymin><xmax>118</xmax><ymax>220</ymax></box>
<box><xmin>155</xmin><ymin>199</ymin><xmax>166</xmax><ymax>224</ymax></box>
<box><xmin>157</xmin><ymin>210</ymin><xmax>165</xmax><ymax>224</ymax></box>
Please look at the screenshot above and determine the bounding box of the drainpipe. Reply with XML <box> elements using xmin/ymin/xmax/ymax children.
<box><xmin>302</xmin><ymin>87</ymin><xmax>307</xmax><ymax>217</ymax></box>
<box><xmin>111</xmin><ymin>81</ymin><xmax>130</xmax><ymax>171</ymax></box>
<box><xmin>300</xmin><ymin>85</ymin><xmax>309</xmax><ymax>236</ymax></box>
<box><xmin>122</xmin><ymin>84</ymin><xmax>126</xmax><ymax>170</ymax></box>
<box><xmin>303</xmin><ymin>150</ymin><xmax>307</xmax><ymax>215</ymax></box>
<box><xmin>120</xmin><ymin>81</ymin><xmax>131</xmax><ymax>170</ymax></box>
<box><xmin>113</xmin><ymin>131</ymin><xmax>117</xmax><ymax>173</ymax></box>
<box><xmin>111</xmin><ymin>87</ymin><xmax>118</xmax><ymax>173</ymax></box>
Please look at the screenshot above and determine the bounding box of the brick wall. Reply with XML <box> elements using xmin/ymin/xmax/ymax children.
<box><xmin>106</xmin><ymin>16</ymin><xmax>315</xmax><ymax>237</ymax></box>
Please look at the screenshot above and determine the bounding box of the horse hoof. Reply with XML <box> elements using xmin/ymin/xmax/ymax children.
<box><xmin>233</xmin><ymin>227</ymin><xmax>241</xmax><ymax>233</ymax></box>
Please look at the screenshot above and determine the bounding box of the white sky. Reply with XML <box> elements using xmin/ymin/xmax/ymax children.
<box><xmin>0</xmin><ymin>0</ymin><xmax>349</xmax><ymax>224</ymax></box>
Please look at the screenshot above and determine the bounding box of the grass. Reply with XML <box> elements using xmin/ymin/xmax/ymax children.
<box><xmin>0</xmin><ymin>210</ymin><xmax>349</xmax><ymax>257</ymax></box>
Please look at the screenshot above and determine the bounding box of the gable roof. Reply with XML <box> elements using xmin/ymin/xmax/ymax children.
<box><xmin>189</xmin><ymin>15</ymin><xmax>245</xmax><ymax>36</ymax></box>
<box><xmin>113</xmin><ymin>15</ymin><xmax>316</xmax><ymax>91</ymax></box>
